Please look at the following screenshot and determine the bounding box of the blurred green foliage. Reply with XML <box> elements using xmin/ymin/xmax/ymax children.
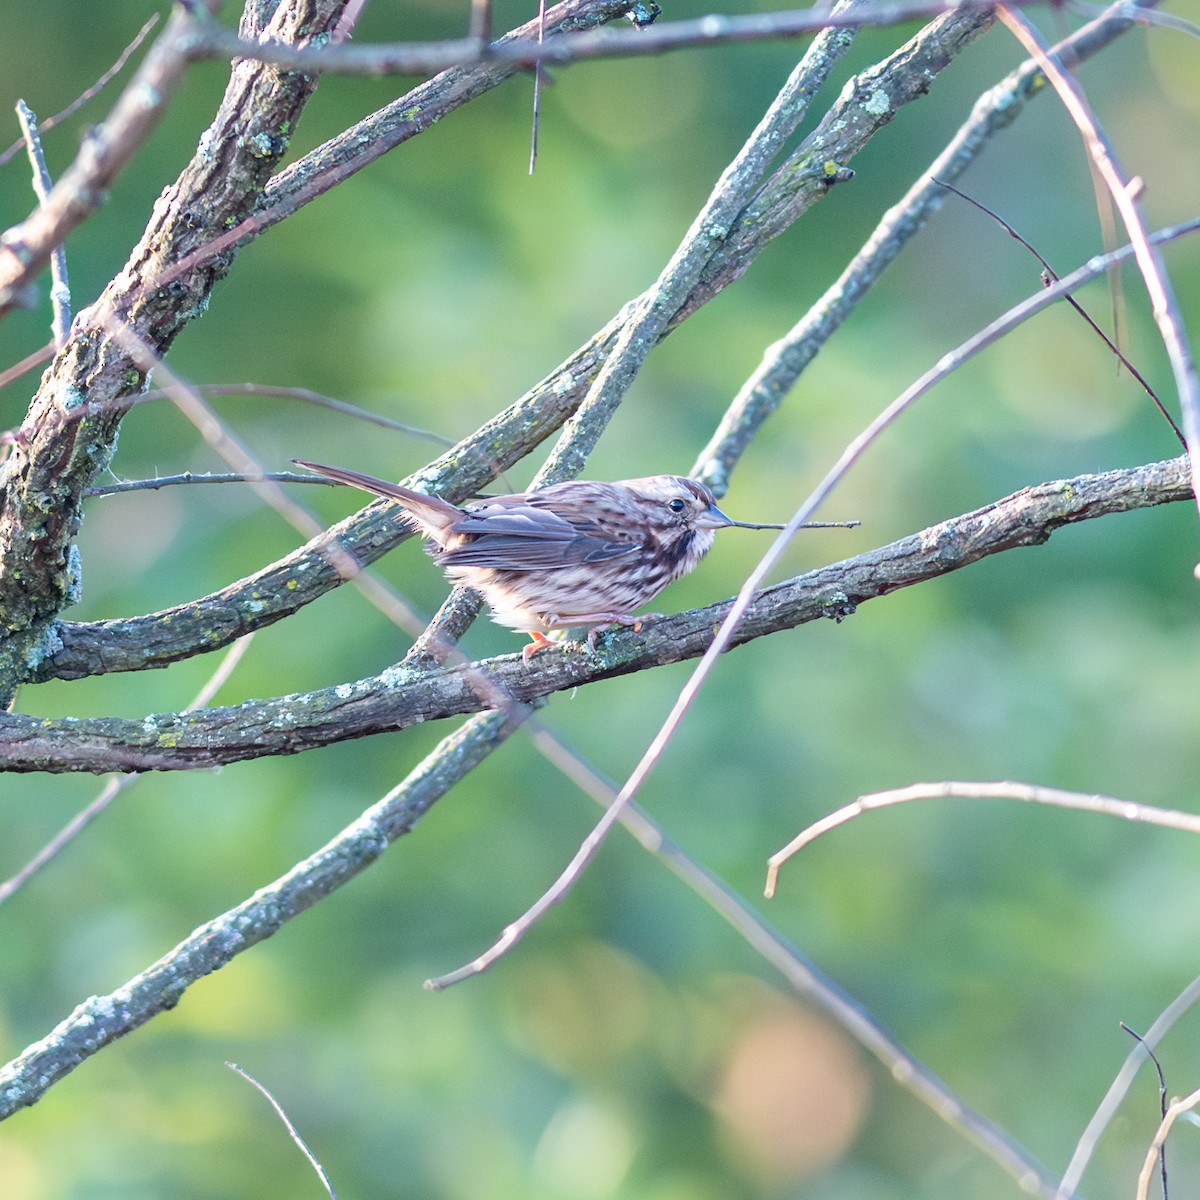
<box><xmin>2</xmin><ymin>2</ymin><xmax>1200</xmax><ymax>1198</ymax></box>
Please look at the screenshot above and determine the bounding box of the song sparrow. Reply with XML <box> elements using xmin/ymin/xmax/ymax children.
<box><xmin>296</xmin><ymin>459</ymin><xmax>791</xmax><ymax>660</ymax></box>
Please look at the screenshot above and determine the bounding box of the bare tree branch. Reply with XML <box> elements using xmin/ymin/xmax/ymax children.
<box><xmin>2</xmin><ymin>456</ymin><xmax>1188</xmax><ymax>774</ymax></box>
<box><xmin>765</xmin><ymin>781</ymin><xmax>1200</xmax><ymax>899</ymax></box>
<box><xmin>1062</xmin><ymin>974</ymin><xmax>1200</xmax><ymax>1198</ymax></box>
<box><xmin>14</xmin><ymin>101</ymin><xmax>71</xmax><ymax>346</ymax></box>
<box><xmin>181</xmin><ymin>0</ymin><xmax>1049</xmax><ymax>78</ymax></box>
<box><xmin>997</xmin><ymin>5</ymin><xmax>1200</xmax><ymax>520</ymax></box>
<box><xmin>0</xmin><ymin>697</ymin><xmax>1064</xmax><ymax>1199</ymax></box>
<box><xmin>226</xmin><ymin>1063</ymin><xmax>340</xmax><ymax>1200</ymax></box>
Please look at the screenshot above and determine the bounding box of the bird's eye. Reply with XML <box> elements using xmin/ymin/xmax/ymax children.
<box><xmin>668</xmin><ymin>498</ymin><xmax>687</xmax><ymax>513</ymax></box>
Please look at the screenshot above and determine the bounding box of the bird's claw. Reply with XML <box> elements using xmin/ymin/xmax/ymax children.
<box><xmin>521</xmin><ymin>631</ymin><xmax>558</xmax><ymax>662</ymax></box>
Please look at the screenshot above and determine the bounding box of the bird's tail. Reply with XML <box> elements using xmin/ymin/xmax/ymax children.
<box><xmin>293</xmin><ymin>459</ymin><xmax>461</xmax><ymax>541</ymax></box>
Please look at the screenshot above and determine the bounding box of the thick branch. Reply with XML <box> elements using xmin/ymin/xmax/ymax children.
<box><xmin>0</xmin><ymin>0</ymin><xmax>350</xmax><ymax>706</ymax></box>
<box><xmin>3</xmin><ymin>456</ymin><xmax>1188</xmax><ymax>774</ymax></box>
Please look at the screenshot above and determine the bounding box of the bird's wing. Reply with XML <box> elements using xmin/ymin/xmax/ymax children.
<box><xmin>438</xmin><ymin>501</ymin><xmax>635</xmax><ymax>570</ymax></box>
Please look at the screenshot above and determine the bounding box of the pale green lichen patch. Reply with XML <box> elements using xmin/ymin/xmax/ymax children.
<box><xmin>863</xmin><ymin>87</ymin><xmax>891</xmax><ymax>116</ymax></box>
<box><xmin>65</xmin><ymin>546</ymin><xmax>83</xmax><ymax>605</ymax></box>
<box><xmin>56</xmin><ymin>385</ymin><xmax>87</xmax><ymax>411</ymax></box>
<box><xmin>246</xmin><ymin>131</ymin><xmax>285</xmax><ymax>159</ymax></box>
<box><xmin>23</xmin><ymin>624</ymin><xmax>64</xmax><ymax>669</ymax></box>
<box><xmin>378</xmin><ymin>664</ymin><xmax>416</xmax><ymax>689</ymax></box>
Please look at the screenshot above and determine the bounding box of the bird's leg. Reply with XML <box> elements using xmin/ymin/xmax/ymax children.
<box><xmin>521</xmin><ymin>612</ymin><xmax>662</xmax><ymax>660</ymax></box>
<box><xmin>521</xmin><ymin>631</ymin><xmax>559</xmax><ymax>662</ymax></box>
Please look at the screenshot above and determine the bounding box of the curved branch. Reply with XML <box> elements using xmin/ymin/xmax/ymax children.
<box><xmin>0</xmin><ymin>707</ymin><xmax>530</xmax><ymax>1120</ymax></box>
<box><xmin>3</xmin><ymin>456</ymin><xmax>1188</xmax><ymax>774</ymax></box>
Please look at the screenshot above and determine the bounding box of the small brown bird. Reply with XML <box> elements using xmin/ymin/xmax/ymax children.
<box><xmin>296</xmin><ymin>459</ymin><xmax>794</xmax><ymax>660</ymax></box>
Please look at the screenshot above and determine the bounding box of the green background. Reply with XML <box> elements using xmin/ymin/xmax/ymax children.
<box><xmin>2</xmin><ymin>1</ymin><xmax>1199</xmax><ymax>1197</ymax></box>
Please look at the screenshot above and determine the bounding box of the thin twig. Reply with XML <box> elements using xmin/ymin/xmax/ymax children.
<box><xmin>765</xmin><ymin>781</ymin><xmax>1200</xmax><ymax>898</ymax></box>
<box><xmin>934</xmin><ymin>178</ymin><xmax>1185</xmax><ymax>448</ymax></box>
<box><xmin>85</xmin><ymin>471</ymin><xmax>327</xmax><ymax>497</ymax></box>
<box><xmin>6</xmin><ymin>383</ymin><xmax>458</xmax><ymax>455</ymax></box>
<box><xmin>1059</xmin><ymin>974</ymin><xmax>1200</xmax><ymax>1197</ymax></box>
<box><xmin>0</xmin><ymin>15</ymin><xmax>160</xmax><ymax>168</ymax></box>
<box><xmin>145</xmin><ymin>384</ymin><xmax>458</xmax><ymax>447</ymax></box>
<box><xmin>1136</xmin><ymin>1085</ymin><xmax>1200</xmax><ymax>1200</ymax></box>
<box><xmin>1117</xmin><ymin>4</ymin><xmax>1200</xmax><ymax>36</ymax></box>
<box><xmin>997</xmin><ymin>5</ymin><xmax>1200</xmax><ymax>523</ymax></box>
<box><xmin>1121</xmin><ymin>1025</ymin><xmax>1169</xmax><ymax>1200</ymax></box>
<box><xmin>14</xmin><ymin>101</ymin><xmax>71</xmax><ymax>347</ymax></box>
<box><xmin>529</xmin><ymin>0</ymin><xmax>546</xmax><ymax>174</ymax></box>
<box><xmin>226</xmin><ymin>1063</ymin><xmax>339</xmax><ymax>1200</ymax></box>
<box><xmin>0</xmin><ymin>635</ymin><xmax>252</xmax><ymax>907</ymax></box>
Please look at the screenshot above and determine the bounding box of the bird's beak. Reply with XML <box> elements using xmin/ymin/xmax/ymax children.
<box><xmin>694</xmin><ymin>503</ymin><xmax>736</xmax><ymax>531</ymax></box>
<box><xmin>698</xmin><ymin>503</ymin><xmax>786</xmax><ymax>531</ymax></box>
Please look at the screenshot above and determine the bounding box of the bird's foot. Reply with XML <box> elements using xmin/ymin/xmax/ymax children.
<box><xmin>521</xmin><ymin>631</ymin><xmax>560</xmax><ymax>662</ymax></box>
